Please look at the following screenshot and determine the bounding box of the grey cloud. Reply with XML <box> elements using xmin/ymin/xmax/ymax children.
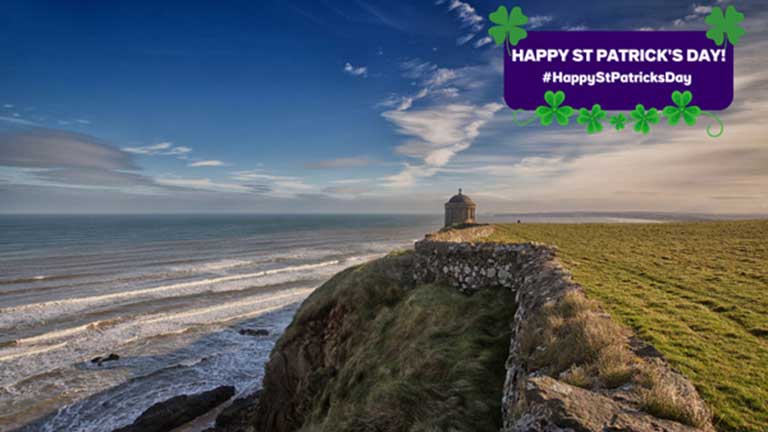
<box><xmin>243</xmin><ymin>184</ymin><xmax>273</xmax><ymax>194</ymax></box>
<box><xmin>34</xmin><ymin>168</ymin><xmax>156</xmax><ymax>188</ymax></box>
<box><xmin>0</xmin><ymin>127</ymin><xmax>137</xmax><ymax>170</ymax></box>
<box><xmin>304</xmin><ymin>157</ymin><xmax>373</xmax><ymax>169</ymax></box>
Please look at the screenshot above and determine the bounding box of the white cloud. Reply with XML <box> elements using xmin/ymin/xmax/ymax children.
<box><xmin>457</xmin><ymin>34</ymin><xmax>475</xmax><ymax>45</ymax></box>
<box><xmin>122</xmin><ymin>142</ymin><xmax>192</xmax><ymax>158</ymax></box>
<box><xmin>381</xmin><ymin>102</ymin><xmax>502</xmax><ymax>186</ymax></box>
<box><xmin>155</xmin><ymin>177</ymin><xmax>252</xmax><ymax>193</ymax></box>
<box><xmin>437</xmin><ymin>0</ymin><xmax>486</xmax><ymax>47</ymax></box>
<box><xmin>439</xmin><ymin>0</ymin><xmax>483</xmax><ymax>32</ymax></box>
<box><xmin>424</xmin><ymin>68</ymin><xmax>458</xmax><ymax>87</ymax></box>
<box><xmin>473</xmin><ymin>36</ymin><xmax>493</xmax><ymax>48</ymax></box>
<box><xmin>528</xmin><ymin>15</ymin><xmax>554</xmax><ymax>29</ymax></box>
<box><xmin>343</xmin><ymin>62</ymin><xmax>368</xmax><ymax>78</ymax></box>
<box><xmin>563</xmin><ymin>25</ymin><xmax>588</xmax><ymax>31</ymax></box>
<box><xmin>3</xmin><ymin>104</ymin><xmax>13</xmax><ymax>109</ymax></box>
<box><xmin>188</xmin><ymin>160</ymin><xmax>227</xmax><ymax>167</ymax></box>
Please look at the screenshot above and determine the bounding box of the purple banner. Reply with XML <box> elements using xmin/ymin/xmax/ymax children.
<box><xmin>504</xmin><ymin>31</ymin><xmax>733</xmax><ymax>111</ymax></box>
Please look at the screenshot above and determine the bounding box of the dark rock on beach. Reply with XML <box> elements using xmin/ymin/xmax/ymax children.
<box><xmin>239</xmin><ymin>328</ymin><xmax>270</xmax><ymax>337</ymax></box>
<box><xmin>204</xmin><ymin>390</ymin><xmax>262</xmax><ymax>432</ymax></box>
<box><xmin>112</xmin><ymin>385</ymin><xmax>235</xmax><ymax>432</ymax></box>
<box><xmin>91</xmin><ymin>353</ymin><xmax>120</xmax><ymax>365</ymax></box>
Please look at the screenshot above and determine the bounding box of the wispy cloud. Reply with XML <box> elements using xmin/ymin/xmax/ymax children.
<box><xmin>674</xmin><ymin>3</ymin><xmax>715</xmax><ymax>26</ymax></box>
<box><xmin>437</xmin><ymin>0</ymin><xmax>486</xmax><ymax>47</ymax></box>
<box><xmin>473</xmin><ymin>36</ymin><xmax>492</xmax><ymax>48</ymax></box>
<box><xmin>122</xmin><ymin>142</ymin><xmax>192</xmax><ymax>158</ymax></box>
<box><xmin>437</xmin><ymin>0</ymin><xmax>483</xmax><ymax>32</ymax></box>
<box><xmin>188</xmin><ymin>160</ymin><xmax>227</xmax><ymax>167</ymax></box>
<box><xmin>154</xmin><ymin>177</ymin><xmax>253</xmax><ymax>193</ymax></box>
<box><xmin>528</xmin><ymin>15</ymin><xmax>554</xmax><ymax>29</ymax></box>
<box><xmin>381</xmin><ymin>102</ymin><xmax>502</xmax><ymax>186</ymax></box>
<box><xmin>343</xmin><ymin>62</ymin><xmax>368</xmax><ymax>78</ymax></box>
<box><xmin>230</xmin><ymin>170</ymin><xmax>316</xmax><ymax>198</ymax></box>
<box><xmin>562</xmin><ymin>24</ymin><xmax>588</xmax><ymax>31</ymax></box>
<box><xmin>304</xmin><ymin>156</ymin><xmax>373</xmax><ymax>169</ymax></box>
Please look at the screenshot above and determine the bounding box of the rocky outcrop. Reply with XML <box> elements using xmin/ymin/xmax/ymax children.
<box><xmin>514</xmin><ymin>376</ymin><xmax>701</xmax><ymax>432</ymax></box>
<box><xmin>112</xmin><ymin>385</ymin><xmax>234</xmax><ymax>432</ymax></box>
<box><xmin>205</xmin><ymin>391</ymin><xmax>261</xmax><ymax>432</ymax></box>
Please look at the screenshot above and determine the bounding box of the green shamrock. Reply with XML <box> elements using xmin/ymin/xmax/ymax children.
<box><xmin>577</xmin><ymin>104</ymin><xmax>606</xmax><ymax>134</ymax></box>
<box><xmin>609</xmin><ymin>114</ymin><xmax>627</xmax><ymax>131</ymax></box>
<box><xmin>535</xmin><ymin>91</ymin><xmax>574</xmax><ymax>126</ymax></box>
<box><xmin>488</xmin><ymin>6</ymin><xmax>528</xmax><ymax>47</ymax></box>
<box><xmin>705</xmin><ymin>5</ymin><xmax>745</xmax><ymax>46</ymax></box>
<box><xmin>662</xmin><ymin>90</ymin><xmax>702</xmax><ymax>126</ymax></box>
<box><xmin>630</xmin><ymin>104</ymin><xmax>660</xmax><ymax>134</ymax></box>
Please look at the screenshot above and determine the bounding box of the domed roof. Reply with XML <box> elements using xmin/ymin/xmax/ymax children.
<box><xmin>447</xmin><ymin>189</ymin><xmax>475</xmax><ymax>205</ymax></box>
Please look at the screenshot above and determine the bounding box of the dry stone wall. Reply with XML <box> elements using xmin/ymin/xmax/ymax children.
<box><xmin>413</xmin><ymin>225</ymin><xmax>557</xmax><ymax>294</ymax></box>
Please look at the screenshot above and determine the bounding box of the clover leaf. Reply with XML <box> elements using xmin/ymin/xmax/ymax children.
<box><xmin>662</xmin><ymin>90</ymin><xmax>702</xmax><ymax>126</ymax></box>
<box><xmin>705</xmin><ymin>5</ymin><xmax>745</xmax><ymax>46</ymax></box>
<box><xmin>609</xmin><ymin>114</ymin><xmax>627</xmax><ymax>131</ymax></box>
<box><xmin>488</xmin><ymin>6</ymin><xmax>528</xmax><ymax>47</ymax></box>
<box><xmin>535</xmin><ymin>90</ymin><xmax>574</xmax><ymax>126</ymax></box>
<box><xmin>630</xmin><ymin>104</ymin><xmax>660</xmax><ymax>135</ymax></box>
<box><xmin>577</xmin><ymin>104</ymin><xmax>606</xmax><ymax>134</ymax></box>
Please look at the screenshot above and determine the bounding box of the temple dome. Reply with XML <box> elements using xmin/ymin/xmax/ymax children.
<box><xmin>448</xmin><ymin>191</ymin><xmax>475</xmax><ymax>205</ymax></box>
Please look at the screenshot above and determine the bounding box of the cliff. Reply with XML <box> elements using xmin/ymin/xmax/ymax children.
<box><xmin>211</xmin><ymin>226</ymin><xmax>714</xmax><ymax>432</ymax></box>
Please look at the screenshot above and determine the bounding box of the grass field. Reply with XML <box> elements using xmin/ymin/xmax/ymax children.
<box><xmin>489</xmin><ymin>220</ymin><xmax>768</xmax><ymax>432</ymax></box>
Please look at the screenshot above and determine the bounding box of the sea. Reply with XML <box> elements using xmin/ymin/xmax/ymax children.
<box><xmin>0</xmin><ymin>214</ymin><xmax>440</xmax><ymax>432</ymax></box>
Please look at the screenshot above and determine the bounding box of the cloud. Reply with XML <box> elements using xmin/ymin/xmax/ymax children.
<box><xmin>673</xmin><ymin>3</ymin><xmax>716</xmax><ymax>26</ymax></box>
<box><xmin>304</xmin><ymin>156</ymin><xmax>373</xmax><ymax>169</ymax></box>
<box><xmin>0</xmin><ymin>128</ymin><xmax>136</xmax><ymax>170</ymax></box>
<box><xmin>424</xmin><ymin>68</ymin><xmax>458</xmax><ymax>87</ymax></box>
<box><xmin>33</xmin><ymin>168</ymin><xmax>156</xmax><ymax>188</ymax></box>
<box><xmin>0</xmin><ymin>126</ymin><xmax>181</xmax><ymax>192</ymax></box>
<box><xmin>154</xmin><ymin>177</ymin><xmax>254</xmax><ymax>193</ymax></box>
<box><xmin>457</xmin><ymin>34</ymin><xmax>475</xmax><ymax>45</ymax></box>
<box><xmin>563</xmin><ymin>25</ymin><xmax>588</xmax><ymax>31</ymax></box>
<box><xmin>438</xmin><ymin>0</ymin><xmax>483</xmax><ymax>32</ymax></box>
<box><xmin>473</xmin><ymin>36</ymin><xmax>492</xmax><ymax>48</ymax></box>
<box><xmin>230</xmin><ymin>170</ymin><xmax>316</xmax><ymax>198</ymax></box>
<box><xmin>122</xmin><ymin>142</ymin><xmax>192</xmax><ymax>158</ymax></box>
<box><xmin>381</xmin><ymin>102</ymin><xmax>503</xmax><ymax>186</ymax></box>
<box><xmin>527</xmin><ymin>15</ymin><xmax>554</xmax><ymax>29</ymax></box>
<box><xmin>343</xmin><ymin>62</ymin><xmax>368</xmax><ymax>78</ymax></box>
<box><xmin>401</xmin><ymin>59</ymin><xmax>437</xmax><ymax>79</ymax></box>
<box><xmin>437</xmin><ymin>0</ymin><xmax>487</xmax><ymax>47</ymax></box>
<box><xmin>188</xmin><ymin>160</ymin><xmax>227</xmax><ymax>167</ymax></box>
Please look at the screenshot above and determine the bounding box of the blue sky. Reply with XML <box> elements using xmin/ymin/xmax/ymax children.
<box><xmin>1</xmin><ymin>0</ymin><xmax>766</xmax><ymax>213</ymax></box>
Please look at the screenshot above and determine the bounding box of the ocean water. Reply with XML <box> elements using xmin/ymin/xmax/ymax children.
<box><xmin>0</xmin><ymin>214</ymin><xmax>440</xmax><ymax>432</ymax></box>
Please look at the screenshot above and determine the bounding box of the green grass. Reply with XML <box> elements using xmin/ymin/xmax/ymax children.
<box><xmin>285</xmin><ymin>252</ymin><xmax>516</xmax><ymax>432</ymax></box>
<box><xmin>488</xmin><ymin>220</ymin><xmax>768</xmax><ymax>432</ymax></box>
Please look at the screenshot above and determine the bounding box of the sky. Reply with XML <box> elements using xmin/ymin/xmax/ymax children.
<box><xmin>0</xmin><ymin>0</ymin><xmax>766</xmax><ymax>214</ymax></box>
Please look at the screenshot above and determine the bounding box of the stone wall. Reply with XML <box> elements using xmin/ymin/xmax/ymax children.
<box><xmin>413</xmin><ymin>225</ymin><xmax>556</xmax><ymax>294</ymax></box>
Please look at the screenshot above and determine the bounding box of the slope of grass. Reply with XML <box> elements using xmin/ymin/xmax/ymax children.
<box><xmin>488</xmin><ymin>220</ymin><xmax>768</xmax><ymax>432</ymax></box>
<box><xmin>278</xmin><ymin>252</ymin><xmax>516</xmax><ymax>432</ymax></box>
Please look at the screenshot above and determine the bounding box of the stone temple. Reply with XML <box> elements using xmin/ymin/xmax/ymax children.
<box><xmin>444</xmin><ymin>189</ymin><xmax>477</xmax><ymax>228</ymax></box>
